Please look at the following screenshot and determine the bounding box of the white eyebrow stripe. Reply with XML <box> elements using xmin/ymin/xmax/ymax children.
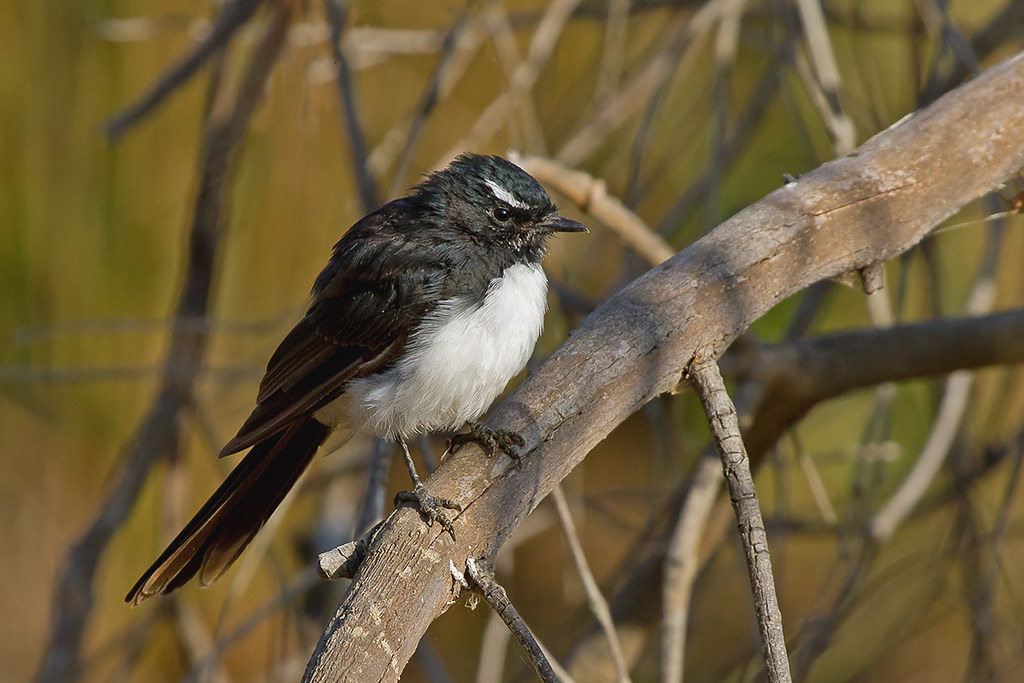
<box><xmin>484</xmin><ymin>179</ymin><xmax>529</xmax><ymax>210</ymax></box>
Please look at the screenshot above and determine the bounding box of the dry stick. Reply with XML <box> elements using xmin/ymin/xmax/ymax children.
<box><xmin>594</xmin><ymin>0</ymin><xmax>630</xmax><ymax>104</ymax></box>
<box><xmin>34</xmin><ymin>6</ymin><xmax>294</xmax><ymax>682</ymax></box>
<box><xmin>325</xmin><ymin>0</ymin><xmax>378</xmax><ymax>213</ymax></box>
<box><xmin>437</xmin><ymin>0</ymin><xmax>583</xmax><ymax>167</ymax></box>
<box><xmin>385</xmin><ymin>15</ymin><xmax>476</xmax><ymax>199</ymax></box>
<box><xmin>551</xmin><ymin>485</ymin><xmax>632</xmax><ymax>683</ymax></box>
<box><xmin>705</xmin><ymin>0</ymin><xmax>748</xmax><ymax>234</ymax></box>
<box><xmin>921</xmin><ymin>0</ymin><xmax>1024</xmax><ymax>103</ymax></box>
<box><xmin>963</xmin><ymin>436</ymin><xmax>1024</xmax><ymax>680</ymax></box>
<box><xmin>868</xmin><ymin>193</ymin><xmax>1005</xmax><ymax>542</ymax></box>
<box><xmin>105</xmin><ymin>0</ymin><xmax>266</xmax><ymax>137</ymax></box>
<box><xmin>302</xmin><ymin>52</ymin><xmax>1024</xmax><ymax>683</ymax></box>
<box><xmin>512</xmin><ymin>154</ymin><xmax>674</xmax><ymax>266</ymax></box>
<box><xmin>463</xmin><ymin>559</ymin><xmax>563</xmax><ymax>683</ymax></box>
<box><xmin>687</xmin><ymin>359</ymin><xmax>791</xmax><ymax>682</ymax></box>
<box><xmin>476</xmin><ymin>611</ymin><xmax>512</xmax><ymax>683</ymax></box>
<box><xmin>481</xmin><ymin>1</ymin><xmax>548</xmax><ymax>155</ymax></box>
<box><xmin>555</xmin><ymin>0</ymin><xmax>725</xmax><ymax>168</ymax></box>
<box><xmin>654</xmin><ymin>64</ymin><xmax>782</xmax><ymax>237</ymax></box>
<box><xmin>174</xmin><ymin>601</ymin><xmax>232</xmax><ymax>683</ymax></box>
<box><xmin>184</xmin><ymin>572</ymin><xmax>321</xmax><ymax>683</ymax></box>
<box><xmin>794</xmin><ymin>0</ymin><xmax>856</xmax><ymax>154</ymax></box>
<box><xmin>366</xmin><ymin>19</ymin><xmax>485</xmax><ymax>180</ymax></box>
<box><xmin>661</xmin><ymin>454</ymin><xmax>723</xmax><ymax>683</ymax></box>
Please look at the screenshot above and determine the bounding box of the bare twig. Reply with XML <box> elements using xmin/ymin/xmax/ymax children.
<box><xmin>481</xmin><ymin>1</ymin><xmax>548</xmax><ymax>155</ymax></box>
<box><xmin>512</xmin><ymin>153</ymin><xmax>674</xmax><ymax>266</ymax></box>
<box><xmin>551</xmin><ymin>485</ymin><xmax>632</xmax><ymax>683</ymax></box>
<box><xmin>385</xmin><ymin>15</ymin><xmax>477</xmax><ymax>199</ymax></box>
<box><xmin>594</xmin><ymin>0</ymin><xmax>630</xmax><ymax>104</ymax></box>
<box><xmin>438</xmin><ymin>0</ymin><xmax>583</xmax><ymax>166</ymax></box>
<box><xmin>794</xmin><ymin>0</ymin><xmax>856</xmax><ymax>154</ymax></box>
<box><xmin>869</xmin><ymin>203</ymin><xmax>1003</xmax><ymax>541</ymax></box>
<box><xmin>654</xmin><ymin>63</ymin><xmax>783</xmax><ymax>237</ymax></box>
<box><xmin>962</xmin><ymin>435</ymin><xmax>1024</xmax><ymax>681</ymax></box>
<box><xmin>34</xmin><ymin>6</ymin><xmax>293</xmax><ymax>681</ymax></box>
<box><xmin>555</xmin><ymin>1</ymin><xmax>723</xmax><ymax>167</ymax></box>
<box><xmin>184</xmin><ymin>572</ymin><xmax>320</xmax><ymax>683</ymax></box>
<box><xmin>464</xmin><ymin>558</ymin><xmax>566</xmax><ymax>683</ymax></box>
<box><xmin>687</xmin><ymin>359</ymin><xmax>791</xmax><ymax>682</ymax></box>
<box><xmin>104</xmin><ymin>0</ymin><xmax>266</xmax><ymax>137</ymax></box>
<box><xmin>325</xmin><ymin>0</ymin><xmax>378</xmax><ymax>213</ymax></box>
<box><xmin>367</xmin><ymin>22</ymin><xmax>485</xmax><ymax>180</ymax></box>
<box><xmin>661</xmin><ymin>453</ymin><xmax>723</xmax><ymax>683</ymax></box>
<box><xmin>705</xmin><ymin>0</ymin><xmax>748</xmax><ymax>231</ymax></box>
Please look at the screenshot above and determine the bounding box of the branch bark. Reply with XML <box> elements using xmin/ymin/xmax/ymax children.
<box><xmin>687</xmin><ymin>359</ymin><xmax>791</xmax><ymax>682</ymax></box>
<box><xmin>303</xmin><ymin>51</ymin><xmax>1024</xmax><ymax>681</ymax></box>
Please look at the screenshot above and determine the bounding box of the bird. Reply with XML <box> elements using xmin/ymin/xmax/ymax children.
<box><xmin>126</xmin><ymin>153</ymin><xmax>588</xmax><ymax>605</ymax></box>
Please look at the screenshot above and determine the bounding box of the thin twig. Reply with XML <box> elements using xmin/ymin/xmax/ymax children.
<box><xmin>35</xmin><ymin>4</ymin><xmax>295</xmax><ymax>679</ymax></box>
<box><xmin>184</xmin><ymin>572</ymin><xmax>320</xmax><ymax>683</ymax></box>
<box><xmin>104</xmin><ymin>0</ymin><xmax>266</xmax><ymax>137</ymax></box>
<box><xmin>551</xmin><ymin>485</ymin><xmax>632</xmax><ymax>683</ymax></box>
<box><xmin>794</xmin><ymin>0</ymin><xmax>856</xmax><ymax>153</ymax></box>
<box><xmin>869</xmin><ymin>198</ymin><xmax>1003</xmax><ymax>541</ymax></box>
<box><xmin>594</xmin><ymin>0</ymin><xmax>631</xmax><ymax>104</ymax></box>
<box><xmin>962</xmin><ymin>435</ymin><xmax>1024</xmax><ymax>681</ymax></box>
<box><xmin>325</xmin><ymin>0</ymin><xmax>378</xmax><ymax>212</ymax></box>
<box><xmin>555</xmin><ymin>0</ymin><xmax>725</xmax><ymax>167</ymax></box>
<box><xmin>366</xmin><ymin>18</ymin><xmax>485</xmax><ymax>181</ymax></box>
<box><xmin>465</xmin><ymin>558</ymin><xmax>569</xmax><ymax>683</ymax></box>
<box><xmin>661</xmin><ymin>453</ymin><xmax>722</xmax><ymax>683</ymax></box>
<box><xmin>512</xmin><ymin>153</ymin><xmax>674</xmax><ymax>266</ymax></box>
<box><xmin>438</xmin><ymin>0</ymin><xmax>583</xmax><ymax>167</ymax></box>
<box><xmin>705</xmin><ymin>0</ymin><xmax>748</xmax><ymax>232</ymax></box>
<box><xmin>385</xmin><ymin>15</ymin><xmax>475</xmax><ymax>199</ymax></box>
<box><xmin>687</xmin><ymin>358</ymin><xmax>792</xmax><ymax>683</ymax></box>
<box><xmin>480</xmin><ymin>1</ymin><xmax>548</xmax><ymax>155</ymax></box>
<box><xmin>654</xmin><ymin>64</ymin><xmax>782</xmax><ymax>237</ymax></box>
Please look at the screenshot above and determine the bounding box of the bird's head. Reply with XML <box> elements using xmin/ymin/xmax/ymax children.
<box><xmin>414</xmin><ymin>154</ymin><xmax>588</xmax><ymax>260</ymax></box>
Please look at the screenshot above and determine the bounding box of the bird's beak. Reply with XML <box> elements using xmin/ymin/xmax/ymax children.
<box><xmin>537</xmin><ymin>214</ymin><xmax>589</xmax><ymax>233</ymax></box>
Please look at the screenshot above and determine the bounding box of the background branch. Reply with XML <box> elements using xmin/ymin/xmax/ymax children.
<box><xmin>33</xmin><ymin>5</ymin><xmax>294</xmax><ymax>680</ymax></box>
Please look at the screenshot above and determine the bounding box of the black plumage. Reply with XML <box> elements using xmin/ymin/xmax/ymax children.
<box><xmin>126</xmin><ymin>154</ymin><xmax>586</xmax><ymax>605</ymax></box>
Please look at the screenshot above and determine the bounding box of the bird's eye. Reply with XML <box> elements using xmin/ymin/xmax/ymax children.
<box><xmin>491</xmin><ymin>207</ymin><xmax>512</xmax><ymax>222</ymax></box>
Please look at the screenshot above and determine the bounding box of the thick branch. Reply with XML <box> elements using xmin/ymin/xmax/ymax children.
<box><xmin>303</xmin><ymin>52</ymin><xmax>1024</xmax><ymax>682</ymax></box>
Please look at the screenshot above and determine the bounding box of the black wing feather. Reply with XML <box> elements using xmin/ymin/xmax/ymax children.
<box><xmin>220</xmin><ymin>203</ymin><xmax>446</xmax><ymax>457</ymax></box>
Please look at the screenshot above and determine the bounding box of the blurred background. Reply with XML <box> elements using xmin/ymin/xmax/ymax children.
<box><xmin>4</xmin><ymin>0</ymin><xmax>1024</xmax><ymax>681</ymax></box>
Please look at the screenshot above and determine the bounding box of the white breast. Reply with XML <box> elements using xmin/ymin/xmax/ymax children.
<box><xmin>339</xmin><ymin>262</ymin><xmax>548</xmax><ymax>441</ymax></box>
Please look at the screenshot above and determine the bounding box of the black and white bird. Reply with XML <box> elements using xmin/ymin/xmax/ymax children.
<box><xmin>126</xmin><ymin>153</ymin><xmax>587</xmax><ymax>605</ymax></box>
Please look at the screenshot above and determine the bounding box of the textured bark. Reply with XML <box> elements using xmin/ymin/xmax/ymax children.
<box><xmin>304</xmin><ymin>51</ymin><xmax>1024</xmax><ymax>682</ymax></box>
<box><xmin>688</xmin><ymin>360</ymin><xmax>791</xmax><ymax>682</ymax></box>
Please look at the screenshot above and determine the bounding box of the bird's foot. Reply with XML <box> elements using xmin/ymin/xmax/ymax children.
<box><xmin>394</xmin><ymin>485</ymin><xmax>462</xmax><ymax>540</ymax></box>
<box><xmin>448</xmin><ymin>423</ymin><xmax>526</xmax><ymax>468</ymax></box>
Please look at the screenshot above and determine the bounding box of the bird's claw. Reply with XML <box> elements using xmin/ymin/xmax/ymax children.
<box><xmin>448</xmin><ymin>423</ymin><xmax>526</xmax><ymax>468</ymax></box>
<box><xmin>394</xmin><ymin>485</ymin><xmax>462</xmax><ymax>540</ymax></box>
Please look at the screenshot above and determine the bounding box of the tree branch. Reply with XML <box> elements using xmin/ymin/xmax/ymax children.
<box><xmin>687</xmin><ymin>358</ymin><xmax>791</xmax><ymax>681</ymax></box>
<box><xmin>35</xmin><ymin>6</ymin><xmax>294</xmax><ymax>681</ymax></box>
<box><xmin>302</xmin><ymin>51</ymin><xmax>1024</xmax><ymax>682</ymax></box>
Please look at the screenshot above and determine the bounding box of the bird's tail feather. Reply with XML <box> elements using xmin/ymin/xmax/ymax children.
<box><xmin>126</xmin><ymin>417</ymin><xmax>330</xmax><ymax>606</ymax></box>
